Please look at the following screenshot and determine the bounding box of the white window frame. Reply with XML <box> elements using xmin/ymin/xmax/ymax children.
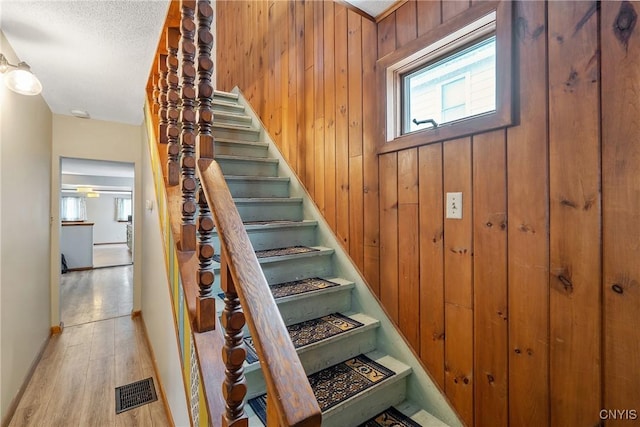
<box><xmin>115</xmin><ymin>197</ymin><xmax>132</xmax><ymax>222</ymax></box>
<box><xmin>377</xmin><ymin>1</ymin><xmax>513</xmax><ymax>154</ymax></box>
<box><xmin>61</xmin><ymin>196</ymin><xmax>87</xmax><ymax>221</ymax></box>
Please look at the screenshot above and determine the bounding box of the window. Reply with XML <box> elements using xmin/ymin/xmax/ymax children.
<box><xmin>115</xmin><ymin>198</ymin><xmax>132</xmax><ymax>222</ymax></box>
<box><xmin>378</xmin><ymin>1</ymin><xmax>512</xmax><ymax>154</ymax></box>
<box><xmin>61</xmin><ymin>197</ymin><xmax>86</xmax><ymax>221</ymax></box>
<box><xmin>403</xmin><ymin>36</ymin><xmax>496</xmax><ymax>133</ymax></box>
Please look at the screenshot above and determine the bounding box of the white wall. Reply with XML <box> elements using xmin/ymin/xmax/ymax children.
<box><xmin>51</xmin><ymin>115</ymin><xmax>142</xmax><ymax>326</ymax></box>
<box><xmin>0</xmin><ymin>32</ymin><xmax>52</xmax><ymax>421</ymax></box>
<box><xmin>85</xmin><ymin>193</ymin><xmax>129</xmax><ymax>243</ymax></box>
<box><xmin>140</xmin><ymin>120</ymin><xmax>190</xmax><ymax>426</ymax></box>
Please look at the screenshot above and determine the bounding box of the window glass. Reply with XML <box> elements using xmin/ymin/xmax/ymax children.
<box><xmin>115</xmin><ymin>198</ymin><xmax>132</xmax><ymax>221</ymax></box>
<box><xmin>61</xmin><ymin>196</ymin><xmax>86</xmax><ymax>221</ymax></box>
<box><xmin>403</xmin><ymin>35</ymin><xmax>496</xmax><ymax>133</ymax></box>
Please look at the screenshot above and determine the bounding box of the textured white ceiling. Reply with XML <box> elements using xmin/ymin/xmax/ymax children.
<box><xmin>344</xmin><ymin>0</ymin><xmax>397</xmax><ymax>18</ymax></box>
<box><xmin>1</xmin><ymin>0</ymin><xmax>394</xmax><ymax>126</ymax></box>
<box><xmin>61</xmin><ymin>157</ymin><xmax>134</xmax><ymax>178</ymax></box>
<box><xmin>1</xmin><ymin>0</ymin><xmax>170</xmax><ymax>125</ymax></box>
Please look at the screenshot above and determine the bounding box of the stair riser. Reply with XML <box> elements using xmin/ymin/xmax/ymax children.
<box><xmin>323</xmin><ymin>377</ymin><xmax>407</xmax><ymax>427</ymax></box>
<box><xmin>213</xmin><ymin>126</ymin><xmax>260</xmax><ymax>142</ymax></box>
<box><xmin>277</xmin><ymin>286</ymin><xmax>352</xmax><ymax>326</ymax></box>
<box><xmin>235</xmin><ymin>201</ymin><xmax>303</xmax><ymax>222</ymax></box>
<box><xmin>213</xmin><ymin>92</ymin><xmax>239</xmax><ymax>103</ymax></box>
<box><xmin>298</xmin><ymin>328</ymin><xmax>377</xmax><ymax>375</ymax></box>
<box><xmin>215</xmin><ymin>141</ymin><xmax>268</xmax><ymax>158</ymax></box>
<box><xmin>212</xmin><ymin>101</ymin><xmax>245</xmax><ymax>114</ymax></box>
<box><xmin>218</xmin><ymin>159</ymin><xmax>278</xmax><ymax>177</ymax></box>
<box><xmin>226</xmin><ymin>179</ymin><xmax>290</xmax><ymax>199</ymax></box>
<box><xmin>245</xmin><ymin>328</ymin><xmax>377</xmax><ymax>399</ymax></box>
<box><xmin>212</xmin><ymin>225</ymin><xmax>315</xmax><ymax>253</ymax></box>
<box><xmin>213</xmin><ymin>253</ymin><xmax>333</xmax><ymax>290</ymax></box>
<box><xmin>213</xmin><ymin>114</ymin><xmax>252</xmax><ymax>127</ymax></box>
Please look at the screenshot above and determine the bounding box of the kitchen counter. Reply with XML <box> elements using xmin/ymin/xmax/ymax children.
<box><xmin>61</xmin><ymin>222</ymin><xmax>94</xmax><ymax>270</ymax></box>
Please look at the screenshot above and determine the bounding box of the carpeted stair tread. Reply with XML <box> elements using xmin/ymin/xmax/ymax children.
<box><xmin>213</xmin><ymin>245</ymin><xmax>318</xmax><ymax>263</ymax></box>
<box><xmin>248</xmin><ymin>353</ymin><xmax>404</xmax><ymax>425</ymax></box>
<box><xmin>358</xmin><ymin>406</ymin><xmax>422</xmax><ymax>427</ymax></box>
<box><xmin>243</xmin><ymin>312</ymin><xmax>366</xmax><ymax>364</ymax></box>
<box><xmin>391</xmin><ymin>401</ymin><xmax>451</xmax><ymax>427</ymax></box>
<box><xmin>217</xmin><ymin>277</ymin><xmax>346</xmax><ymax>301</ymax></box>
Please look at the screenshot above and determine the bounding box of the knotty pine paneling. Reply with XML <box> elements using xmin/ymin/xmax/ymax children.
<box><xmin>506</xmin><ymin>1</ymin><xmax>549</xmax><ymax>426</ymax></box>
<box><xmin>602</xmin><ymin>0</ymin><xmax>640</xmax><ymax>422</ymax></box>
<box><xmin>216</xmin><ymin>1</ymin><xmax>640</xmax><ymax>426</ymax></box>
<box><xmin>548</xmin><ymin>2</ymin><xmax>601</xmax><ymax>426</ymax></box>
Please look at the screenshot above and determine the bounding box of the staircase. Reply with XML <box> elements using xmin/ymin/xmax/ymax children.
<box><xmin>208</xmin><ymin>89</ymin><xmax>461</xmax><ymax>427</ymax></box>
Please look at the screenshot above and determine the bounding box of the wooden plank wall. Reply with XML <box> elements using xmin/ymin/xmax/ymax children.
<box><xmin>216</xmin><ymin>1</ymin><xmax>640</xmax><ymax>426</ymax></box>
<box><xmin>217</xmin><ymin>0</ymin><xmax>378</xmax><ymax>283</ymax></box>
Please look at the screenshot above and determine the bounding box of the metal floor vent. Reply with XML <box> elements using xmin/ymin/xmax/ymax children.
<box><xmin>115</xmin><ymin>377</ymin><xmax>158</xmax><ymax>414</ymax></box>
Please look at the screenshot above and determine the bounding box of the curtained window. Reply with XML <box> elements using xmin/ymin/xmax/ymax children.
<box><xmin>61</xmin><ymin>196</ymin><xmax>86</xmax><ymax>221</ymax></box>
<box><xmin>115</xmin><ymin>198</ymin><xmax>132</xmax><ymax>221</ymax></box>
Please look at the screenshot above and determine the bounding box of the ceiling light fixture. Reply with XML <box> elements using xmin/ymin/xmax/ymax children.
<box><xmin>0</xmin><ymin>53</ymin><xmax>43</xmax><ymax>96</ymax></box>
<box><xmin>86</xmin><ymin>192</ymin><xmax>100</xmax><ymax>198</ymax></box>
<box><xmin>76</xmin><ymin>186</ymin><xmax>93</xmax><ymax>193</ymax></box>
<box><xmin>70</xmin><ymin>109</ymin><xmax>91</xmax><ymax>119</ymax></box>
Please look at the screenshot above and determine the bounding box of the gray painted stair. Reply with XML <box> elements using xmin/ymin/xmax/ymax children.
<box><xmin>210</xmin><ymin>89</ymin><xmax>461</xmax><ymax>427</ymax></box>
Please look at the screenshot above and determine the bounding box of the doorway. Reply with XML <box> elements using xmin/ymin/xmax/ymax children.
<box><xmin>58</xmin><ymin>157</ymin><xmax>135</xmax><ymax>327</ymax></box>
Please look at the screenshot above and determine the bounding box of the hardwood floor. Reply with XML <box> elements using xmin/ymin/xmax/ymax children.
<box><xmin>61</xmin><ymin>266</ymin><xmax>133</xmax><ymax>327</ymax></box>
<box><xmin>8</xmin><ymin>316</ymin><xmax>171</xmax><ymax>427</ymax></box>
<box><xmin>93</xmin><ymin>243</ymin><xmax>133</xmax><ymax>269</ymax></box>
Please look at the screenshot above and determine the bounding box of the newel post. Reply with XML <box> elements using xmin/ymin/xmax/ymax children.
<box><xmin>194</xmin><ymin>0</ymin><xmax>216</xmax><ymax>332</ymax></box>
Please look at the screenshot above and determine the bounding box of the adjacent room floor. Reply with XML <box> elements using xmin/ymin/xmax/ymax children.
<box><xmin>93</xmin><ymin>243</ymin><xmax>132</xmax><ymax>269</ymax></box>
<box><xmin>8</xmin><ymin>316</ymin><xmax>171</xmax><ymax>427</ymax></box>
<box><xmin>61</xmin><ymin>265</ymin><xmax>133</xmax><ymax>327</ymax></box>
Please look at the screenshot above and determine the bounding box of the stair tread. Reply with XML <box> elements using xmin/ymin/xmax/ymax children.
<box><xmin>225</xmin><ymin>175</ymin><xmax>289</xmax><ymax>182</ymax></box>
<box><xmin>213</xmin><ymin>246</ymin><xmax>334</xmax><ymax>267</ymax></box>
<box><xmin>214</xmin><ymin>89</ymin><xmax>239</xmax><ymax>99</ymax></box>
<box><xmin>216</xmin><ymin>154</ymin><xmax>278</xmax><ymax>164</ymax></box>
<box><xmin>213</xmin><ymin>219</ymin><xmax>316</xmax><ymax>233</ymax></box>
<box><xmin>215</xmin><ymin>276</ymin><xmax>354</xmax><ymax>305</ymax></box>
<box><xmin>392</xmin><ymin>401</ymin><xmax>451</xmax><ymax>427</ymax></box>
<box><xmin>215</xmin><ymin>137</ymin><xmax>268</xmax><ymax>147</ymax></box>
<box><xmin>248</xmin><ymin>351</ymin><xmax>411</xmax><ymax>423</ymax></box>
<box><xmin>233</xmin><ymin>197</ymin><xmax>302</xmax><ymax>203</ymax></box>
<box><xmin>243</xmin><ymin>312</ymin><xmax>380</xmax><ymax>368</ymax></box>
<box><xmin>213</xmin><ymin>122</ymin><xmax>257</xmax><ymax>131</ymax></box>
<box><xmin>213</xmin><ymin>111</ymin><xmax>252</xmax><ymax>121</ymax></box>
<box><xmin>213</xmin><ymin>98</ymin><xmax>244</xmax><ymax>109</ymax></box>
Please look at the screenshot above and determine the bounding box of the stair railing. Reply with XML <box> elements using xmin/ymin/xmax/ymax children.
<box><xmin>147</xmin><ymin>1</ymin><xmax>321</xmax><ymax>426</ymax></box>
<box><xmin>198</xmin><ymin>158</ymin><xmax>322</xmax><ymax>427</ymax></box>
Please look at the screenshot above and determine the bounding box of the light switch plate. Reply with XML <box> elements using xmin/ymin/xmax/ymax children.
<box><xmin>446</xmin><ymin>192</ymin><xmax>463</xmax><ymax>219</ymax></box>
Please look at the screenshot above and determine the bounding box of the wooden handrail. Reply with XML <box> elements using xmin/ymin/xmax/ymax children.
<box><xmin>198</xmin><ymin>158</ymin><xmax>322</xmax><ymax>427</ymax></box>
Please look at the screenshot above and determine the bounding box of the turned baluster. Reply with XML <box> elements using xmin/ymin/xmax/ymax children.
<box><xmin>220</xmin><ymin>257</ymin><xmax>248</xmax><ymax>427</ymax></box>
<box><xmin>151</xmin><ymin>75</ymin><xmax>159</xmax><ymax>116</ymax></box>
<box><xmin>194</xmin><ymin>0</ymin><xmax>216</xmax><ymax>332</ymax></box>
<box><xmin>179</xmin><ymin>0</ymin><xmax>197</xmax><ymax>251</ymax></box>
<box><xmin>157</xmin><ymin>54</ymin><xmax>169</xmax><ymax>145</ymax></box>
<box><xmin>196</xmin><ymin>0</ymin><xmax>215</xmax><ymax>160</ymax></box>
<box><xmin>166</xmin><ymin>27</ymin><xmax>181</xmax><ymax>187</ymax></box>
